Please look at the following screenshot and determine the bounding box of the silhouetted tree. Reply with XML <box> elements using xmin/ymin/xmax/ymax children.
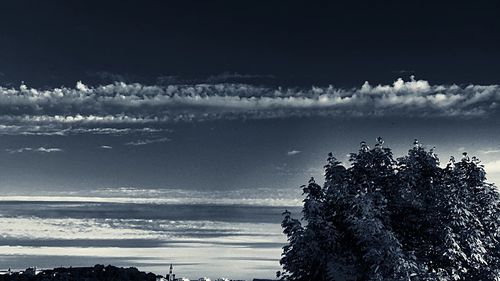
<box><xmin>279</xmin><ymin>139</ymin><xmax>500</xmax><ymax>281</ymax></box>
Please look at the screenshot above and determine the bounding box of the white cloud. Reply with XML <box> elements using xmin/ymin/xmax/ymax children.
<box><xmin>0</xmin><ymin>187</ymin><xmax>302</xmax><ymax>207</ymax></box>
<box><xmin>287</xmin><ymin>150</ymin><xmax>301</xmax><ymax>156</ymax></box>
<box><xmin>6</xmin><ymin>147</ymin><xmax>33</xmax><ymax>153</ymax></box>
<box><xmin>479</xmin><ymin>149</ymin><xmax>500</xmax><ymax>155</ymax></box>
<box><xmin>100</xmin><ymin>145</ymin><xmax>113</xmax><ymax>149</ymax></box>
<box><xmin>0</xmin><ymin>124</ymin><xmax>166</xmax><ymax>136</ymax></box>
<box><xmin>1</xmin><ymin>77</ymin><xmax>500</xmax><ymax>135</ymax></box>
<box><xmin>6</xmin><ymin>147</ymin><xmax>63</xmax><ymax>153</ymax></box>
<box><xmin>484</xmin><ymin>159</ymin><xmax>500</xmax><ymax>174</ymax></box>
<box><xmin>125</xmin><ymin>137</ymin><xmax>170</xmax><ymax>146</ymax></box>
<box><xmin>36</xmin><ymin>147</ymin><xmax>63</xmax><ymax>153</ymax></box>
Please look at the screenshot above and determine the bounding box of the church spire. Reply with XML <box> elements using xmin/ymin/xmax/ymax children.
<box><xmin>166</xmin><ymin>264</ymin><xmax>174</xmax><ymax>281</ymax></box>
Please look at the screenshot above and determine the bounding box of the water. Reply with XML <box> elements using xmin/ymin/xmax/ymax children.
<box><xmin>0</xmin><ymin>188</ymin><xmax>302</xmax><ymax>280</ymax></box>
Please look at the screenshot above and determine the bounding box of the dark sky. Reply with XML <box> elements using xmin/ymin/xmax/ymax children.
<box><xmin>0</xmin><ymin>0</ymin><xmax>499</xmax><ymax>87</ymax></box>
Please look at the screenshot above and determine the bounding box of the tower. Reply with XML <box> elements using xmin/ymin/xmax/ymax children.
<box><xmin>166</xmin><ymin>264</ymin><xmax>175</xmax><ymax>281</ymax></box>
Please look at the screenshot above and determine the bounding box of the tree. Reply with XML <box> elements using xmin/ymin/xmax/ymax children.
<box><xmin>279</xmin><ymin>139</ymin><xmax>500</xmax><ymax>281</ymax></box>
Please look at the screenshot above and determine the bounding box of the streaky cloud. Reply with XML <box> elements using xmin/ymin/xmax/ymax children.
<box><xmin>6</xmin><ymin>147</ymin><xmax>63</xmax><ymax>153</ymax></box>
<box><xmin>0</xmin><ymin>124</ymin><xmax>166</xmax><ymax>136</ymax></box>
<box><xmin>479</xmin><ymin>149</ymin><xmax>500</xmax><ymax>155</ymax></box>
<box><xmin>125</xmin><ymin>137</ymin><xmax>171</xmax><ymax>146</ymax></box>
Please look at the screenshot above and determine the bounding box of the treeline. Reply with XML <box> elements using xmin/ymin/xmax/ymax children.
<box><xmin>0</xmin><ymin>265</ymin><xmax>157</xmax><ymax>281</ymax></box>
<box><xmin>279</xmin><ymin>139</ymin><xmax>500</xmax><ymax>281</ymax></box>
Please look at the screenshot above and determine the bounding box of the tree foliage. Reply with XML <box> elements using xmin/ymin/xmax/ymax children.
<box><xmin>279</xmin><ymin>139</ymin><xmax>500</xmax><ymax>281</ymax></box>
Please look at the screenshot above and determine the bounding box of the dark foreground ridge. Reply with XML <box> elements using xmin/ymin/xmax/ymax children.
<box><xmin>0</xmin><ymin>265</ymin><xmax>157</xmax><ymax>281</ymax></box>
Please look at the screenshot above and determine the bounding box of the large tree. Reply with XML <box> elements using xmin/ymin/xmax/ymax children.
<box><xmin>279</xmin><ymin>139</ymin><xmax>500</xmax><ymax>281</ymax></box>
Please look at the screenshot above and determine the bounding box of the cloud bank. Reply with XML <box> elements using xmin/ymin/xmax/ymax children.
<box><xmin>1</xmin><ymin>76</ymin><xmax>499</xmax><ymax>135</ymax></box>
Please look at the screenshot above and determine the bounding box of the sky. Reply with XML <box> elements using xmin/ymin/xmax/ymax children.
<box><xmin>1</xmin><ymin>0</ymin><xmax>500</xmax><ymax>279</ymax></box>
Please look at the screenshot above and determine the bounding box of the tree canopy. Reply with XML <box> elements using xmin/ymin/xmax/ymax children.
<box><xmin>278</xmin><ymin>139</ymin><xmax>500</xmax><ymax>281</ymax></box>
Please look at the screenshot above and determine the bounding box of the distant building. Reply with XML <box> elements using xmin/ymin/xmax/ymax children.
<box><xmin>166</xmin><ymin>264</ymin><xmax>175</xmax><ymax>281</ymax></box>
<box><xmin>23</xmin><ymin>267</ymin><xmax>37</xmax><ymax>276</ymax></box>
<box><xmin>158</xmin><ymin>264</ymin><xmax>188</xmax><ymax>281</ymax></box>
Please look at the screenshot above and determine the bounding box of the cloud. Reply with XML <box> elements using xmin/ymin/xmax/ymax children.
<box><xmin>37</xmin><ymin>147</ymin><xmax>63</xmax><ymax>153</ymax></box>
<box><xmin>6</xmin><ymin>147</ymin><xmax>63</xmax><ymax>153</ymax></box>
<box><xmin>100</xmin><ymin>145</ymin><xmax>113</xmax><ymax>149</ymax></box>
<box><xmin>6</xmin><ymin>147</ymin><xmax>33</xmax><ymax>153</ymax></box>
<box><xmin>479</xmin><ymin>149</ymin><xmax>500</xmax><ymax>155</ymax></box>
<box><xmin>0</xmin><ymin>186</ymin><xmax>303</xmax><ymax>207</ymax></box>
<box><xmin>125</xmin><ymin>137</ymin><xmax>170</xmax><ymax>146</ymax></box>
<box><xmin>1</xmin><ymin>77</ymin><xmax>500</xmax><ymax>135</ymax></box>
<box><xmin>0</xmin><ymin>124</ymin><xmax>166</xmax><ymax>136</ymax></box>
<box><xmin>287</xmin><ymin>150</ymin><xmax>301</xmax><ymax>156</ymax></box>
<box><xmin>484</xmin><ymin>159</ymin><xmax>500</xmax><ymax>174</ymax></box>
